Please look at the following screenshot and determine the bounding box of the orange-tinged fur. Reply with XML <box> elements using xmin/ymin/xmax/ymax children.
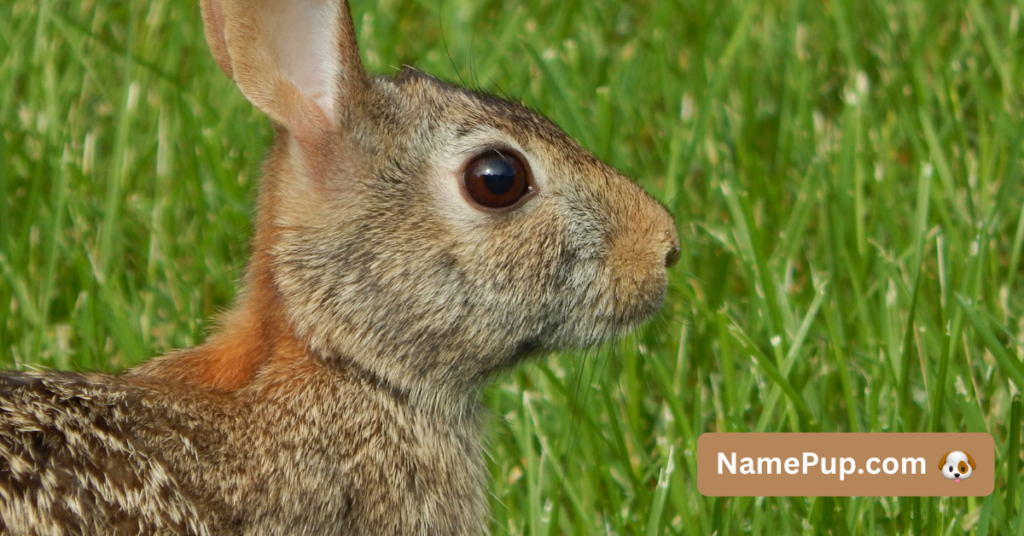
<box><xmin>134</xmin><ymin>152</ymin><xmax>291</xmax><ymax>390</ymax></box>
<box><xmin>137</xmin><ymin>130</ymin><xmax>344</xmax><ymax>391</ymax></box>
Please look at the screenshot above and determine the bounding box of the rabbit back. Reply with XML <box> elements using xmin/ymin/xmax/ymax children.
<box><xmin>0</xmin><ymin>373</ymin><xmax>226</xmax><ymax>535</ymax></box>
<box><xmin>0</xmin><ymin>363</ymin><xmax>489</xmax><ymax>535</ymax></box>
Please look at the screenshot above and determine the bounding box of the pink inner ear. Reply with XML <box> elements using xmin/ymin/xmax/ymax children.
<box><xmin>267</xmin><ymin>0</ymin><xmax>340</xmax><ymax>121</ymax></box>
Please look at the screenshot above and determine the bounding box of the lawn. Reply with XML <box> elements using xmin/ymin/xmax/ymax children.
<box><xmin>2</xmin><ymin>0</ymin><xmax>1023</xmax><ymax>534</ymax></box>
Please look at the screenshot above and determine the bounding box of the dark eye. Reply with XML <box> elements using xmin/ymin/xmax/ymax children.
<box><xmin>463</xmin><ymin>150</ymin><xmax>531</xmax><ymax>209</ymax></box>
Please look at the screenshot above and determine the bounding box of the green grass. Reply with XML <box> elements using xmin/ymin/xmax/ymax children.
<box><xmin>2</xmin><ymin>0</ymin><xmax>1024</xmax><ymax>534</ymax></box>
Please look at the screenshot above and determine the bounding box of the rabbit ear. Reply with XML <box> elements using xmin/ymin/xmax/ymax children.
<box><xmin>200</xmin><ymin>0</ymin><xmax>232</xmax><ymax>79</ymax></box>
<box><xmin>200</xmin><ymin>0</ymin><xmax>368</xmax><ymax>142</ymax></box>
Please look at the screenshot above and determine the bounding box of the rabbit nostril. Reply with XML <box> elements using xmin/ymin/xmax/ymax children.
<box><xmin>665</xmin><ymin>245</ymin><xmax>680</xmax><ymax>268</ymax></box>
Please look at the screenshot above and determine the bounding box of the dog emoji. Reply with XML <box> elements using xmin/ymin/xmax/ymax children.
<box><xmin>938</xmin><ymin>451</ymin><xmax>976</xmax><ymax>483</ymax></box>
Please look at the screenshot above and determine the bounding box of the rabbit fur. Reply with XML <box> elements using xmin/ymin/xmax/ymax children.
<box><xmin>0</xmin><ymin>0</ymin><xmax>680</xmax><ymax>534</ymax></box>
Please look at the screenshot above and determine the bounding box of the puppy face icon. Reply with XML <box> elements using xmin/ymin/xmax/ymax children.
<box><xmin>938</xmin><ymin>451</ymin><xmax>975</xmax><ymax>483</ymax></box>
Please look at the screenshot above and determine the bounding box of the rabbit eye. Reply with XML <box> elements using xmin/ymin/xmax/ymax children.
<box><xmin>463</xmin><ymin>150</ymin><xmax>531</xmax><ymax>209</ymax></box>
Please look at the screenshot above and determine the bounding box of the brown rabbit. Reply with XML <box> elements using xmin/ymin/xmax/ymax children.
<box><xmin>0</xmin><ymin>0</ymin><xmax>679</xmax><ymax>534</ymax></box>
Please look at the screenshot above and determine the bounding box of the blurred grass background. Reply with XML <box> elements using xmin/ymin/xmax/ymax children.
<box><xmin>2</xmin><ymin>0</ymin><xmax>1024</xmax><ymax>534</ymax></box>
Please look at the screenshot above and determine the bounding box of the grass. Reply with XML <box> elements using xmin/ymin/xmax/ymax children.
<box><xmin>2</xmin><ymin>0</ymin><xmax>1024</xmax><ymax>534</ymax></box>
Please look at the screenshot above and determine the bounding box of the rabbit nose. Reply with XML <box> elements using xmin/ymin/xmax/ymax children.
<box><xmin>664</xmin><ymin>229</ymin><xmax>680</xmax><ymax>268</ymax></box>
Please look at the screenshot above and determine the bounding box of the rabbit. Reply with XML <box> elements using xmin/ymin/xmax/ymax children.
<box><xmin>0</xmin><ymin>0</ymin><xmax>680</xmax><ymax>534</ymax></box>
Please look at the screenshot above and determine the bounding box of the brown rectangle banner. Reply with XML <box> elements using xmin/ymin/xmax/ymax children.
<box><xmin>697</xmin><ymin>433</ymin><xmax>994</xmax><ymax>497</ymax></box>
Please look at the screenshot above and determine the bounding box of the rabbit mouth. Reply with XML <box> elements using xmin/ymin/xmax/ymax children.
<box><xmin>599</xmin><ymin>274</ymin><xmax>669</xmax><ymax>326</ymax></box>
<box><xmin>573</xmin><ymin>293</ymin><xmax>667</xmax><ymax>348</ymax></box>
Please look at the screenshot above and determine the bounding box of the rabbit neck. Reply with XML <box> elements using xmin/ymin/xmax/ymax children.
<box><xmin>233</xmin><ymin>359</ymin><xmax>490</xmax><ymax>533</ymax></box>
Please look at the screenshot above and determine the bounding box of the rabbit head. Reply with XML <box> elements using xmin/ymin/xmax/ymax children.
<box><xmin>201</xmin><ymin>0</ymin><xmax>679</xmax><ymax>408</ymax></box>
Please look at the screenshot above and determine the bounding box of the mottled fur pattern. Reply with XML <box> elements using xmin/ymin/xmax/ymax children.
<box><xmin>0</xmin><ymin>0</ymin><xmax>678</xmax><ymax>534</ymax></box>
<box><xmin>1</xmin><ymin>360</ymin><xmax>487</xmax><ymax>535</ymax></box>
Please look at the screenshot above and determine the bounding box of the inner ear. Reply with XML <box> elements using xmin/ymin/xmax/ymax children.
<box><xmin>267</xmin><ymin>0</ymin><xmax>341</xmax><ymax>120</ymax></box>
<box><xmin>203</xmin><ymin>0</ymin><xmax>370</xmax><ymax>142</ymax></box>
